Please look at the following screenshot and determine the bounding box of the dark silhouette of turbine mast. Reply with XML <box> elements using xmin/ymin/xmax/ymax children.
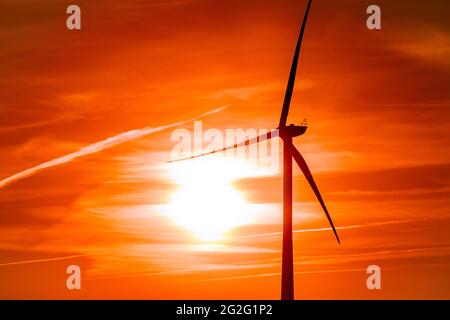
<box><xmin>170</xmin><ymin>0</ymin><xmax>340</xmax><ymax>300</ymax></box>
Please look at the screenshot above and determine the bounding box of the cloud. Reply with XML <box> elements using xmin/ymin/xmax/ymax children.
<box><xmin>202</xmin><ymin>268</ymin><xmax>369</xmax><ymax>282</ymax></box>
<box><xmin>226</xmin><ymin>216</ymin><xmax>450</xmax><ymax>242</ymax></box>
<box><xmin>0</xmin><ymin>116</ymin><xmax>75</xmax><ymax>133</ymax></box>
<box><xmin>392</xmin><ymin>26</ymin><xmax>450</xmax><ymax>66</ymax></box>
<box><xmin>329</xmin><ymin>186</ymin><xmax>450</xmax><ymax>196</ymax></box>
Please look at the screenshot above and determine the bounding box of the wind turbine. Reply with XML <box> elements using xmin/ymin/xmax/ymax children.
<box><xmin>170</xmin><ymin>0</ymin><xmax>340</xmax><ymax>300</ymax></box>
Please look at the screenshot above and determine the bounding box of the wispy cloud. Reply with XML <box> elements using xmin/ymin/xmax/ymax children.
<box><xmin>225</xmin><ymin>216</ymin><xmax>450</xmax><ymax>243</ymax></box>
<box><xmin>329</xmin><ymin>186</ymin><xmax>450</xmax><ymax>196</ymax></box>
<box><xmin>203</xmin><ymin>268</ymin><xmax>368</xmax><ymax>282</ymax></box>
<box><xmin>392</xmin><ymin>26</ymin><xmax>450</xmax><ymax>66</ymax></box>
<box><xmin>201</xmin><ymin>263</ymin><xmax>450</xmax><ymax>282</ymax></box>
<box><xmin>0</xmin><ymin>116</ymin><xmax>75</xmax><ymax>133</ymax></box>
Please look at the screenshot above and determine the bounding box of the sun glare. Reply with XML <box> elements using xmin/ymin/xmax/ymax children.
<box><xmin>165</xmin><ymin>155</ymin><xmax>272</xmax><ymax>241</ymax></box>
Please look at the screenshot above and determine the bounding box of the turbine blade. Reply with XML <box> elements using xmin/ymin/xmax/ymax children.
<box><xmin>168</xmin><ymin>129</ymin><xmax>279</xmax><ymax>163</ymax></box>
<box><xmin>279</xmin><ymin>0</ymin><xmax>313</xmax><ymax>128</ymax></box>
<box><xmin>291</xmin><ymin>145</ymin><xmax>340</xmax><ymax>244</ymax></box>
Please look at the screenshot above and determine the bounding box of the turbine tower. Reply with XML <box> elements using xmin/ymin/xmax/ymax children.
<box><xmin>170</xmin><ymin>0</ymin><xmax>340</xmax><ymax>300</ymax></box>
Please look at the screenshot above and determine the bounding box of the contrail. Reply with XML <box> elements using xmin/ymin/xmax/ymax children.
<box><xmin>0</xmin><ymin>106</ymin><xmax>227</xmax><ymax>189</ymax></box>
<box><xmin>0</xmin><ymin>254</ymin><xmax>87</xmax><ymax>267</ymax></box>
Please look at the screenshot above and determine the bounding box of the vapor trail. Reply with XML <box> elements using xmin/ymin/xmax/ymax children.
<box><xmin>0</xmin><ymin>106</ymin><xmax>227</xmax><ymax>189</ymax></box>
<box><xmin>0</xmin><ymin>255</ymin><xmax>87</xmax><ymax>267</ymax></box>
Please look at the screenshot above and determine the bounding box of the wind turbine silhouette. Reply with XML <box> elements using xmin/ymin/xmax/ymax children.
<box><xmin>170</xmin><ymin>0</ymin><xmax>340</xmax><ymax>300</ymax></box>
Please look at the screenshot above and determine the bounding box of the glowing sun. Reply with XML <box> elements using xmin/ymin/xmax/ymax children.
<box><xmin>165</xmin><ymin>155</ymin><xmax>268</xmax><ymax>241</ymax></box>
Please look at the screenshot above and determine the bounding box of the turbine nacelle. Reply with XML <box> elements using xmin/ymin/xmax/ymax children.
<box><xmin>279</xmin><ymin>124</ymin><xmax>307</xmax><ymax>139</ymax></box>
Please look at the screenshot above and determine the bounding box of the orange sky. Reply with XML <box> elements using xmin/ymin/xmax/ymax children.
<box><xmin>1</xmin><ymin>0</ymin><xmax>450</xmax><ymax>299</ymax></box>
